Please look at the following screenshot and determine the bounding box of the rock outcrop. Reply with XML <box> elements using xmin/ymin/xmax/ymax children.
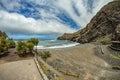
<box><xmin>58</xmin><ymin>0</ymin><xmax>120</xmax><ymax>43</ymax></box>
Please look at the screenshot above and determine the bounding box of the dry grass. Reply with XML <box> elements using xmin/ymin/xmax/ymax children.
<box><xmin>110</xmin><ymin>54</ymin><xmax>120</xmax><ymax>60</ymax></box>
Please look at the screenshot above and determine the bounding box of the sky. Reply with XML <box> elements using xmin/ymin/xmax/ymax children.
<box><xmin>0</xmin><ymin>0</ymin><xmax>113</xmax><ymax>39</ymax></box>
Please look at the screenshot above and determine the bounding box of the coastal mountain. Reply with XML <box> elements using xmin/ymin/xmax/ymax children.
<box><xmin>58</xmin><ymin>0</ymin><xmax>120</xmax><ymax>43</ymax></box>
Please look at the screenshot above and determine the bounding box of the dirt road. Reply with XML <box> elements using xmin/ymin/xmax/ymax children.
<box><xmin>0</xmin><ymin>59</ymin><xmax>43</xmax><ymax>80</ymax></box>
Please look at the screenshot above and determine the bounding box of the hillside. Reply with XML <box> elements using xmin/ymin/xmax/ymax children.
<box><xmin>58</xmin><ymin>0</ymin><xmax>120</xmax><ymax>43</ymax></box>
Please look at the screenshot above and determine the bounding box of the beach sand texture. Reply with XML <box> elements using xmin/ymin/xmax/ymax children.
<box><xmin>43</xmin><ymin>44</ymin><xmax>120</xmax><ymax>80</ymax></box>
<box><xmin>0</xmin><ymin>59</ymin><xmax>43</xmax><ymax>80</ymax></box>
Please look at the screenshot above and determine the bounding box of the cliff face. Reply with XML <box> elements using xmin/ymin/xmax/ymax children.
<box><xmin>58</xmin><ymin>1</ymin><xmax>120</xmax><ymax>43</ymax></box>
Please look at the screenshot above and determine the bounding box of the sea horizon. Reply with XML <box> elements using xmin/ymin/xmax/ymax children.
<box><xmin>13</xmin><ymin>38</ymin><xmax>79</xmax><ymax>49</ymax></box>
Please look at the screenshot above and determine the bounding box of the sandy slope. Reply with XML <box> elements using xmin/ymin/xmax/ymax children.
<box><xmin>42</xmin><ymin>44</ymin><xmax>120</xmax><ymax>80</ymax></box>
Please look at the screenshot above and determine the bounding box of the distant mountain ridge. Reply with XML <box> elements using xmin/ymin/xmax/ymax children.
<box><xmin>58</xmin><ymin>0</ymin><xmax>120</xmax><ymax>43</ymax></box>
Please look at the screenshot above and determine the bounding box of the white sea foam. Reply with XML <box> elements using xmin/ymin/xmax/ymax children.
<box><xmin>50</xmin><ymin>40</ymin><xmax>56</xmax><ymax>42</ymax></box>
<box><xmin>35</xmin><ymin>43</ymin><xmax>79</xmax><ymax>49</ymax></box>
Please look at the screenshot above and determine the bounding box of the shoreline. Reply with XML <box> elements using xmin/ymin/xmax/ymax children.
<box><xmin>36</xmin><ymin>43</ymin><xmax>80</xmax><ymax>50</ymax></box>
<box><xmin>38</xmin><ymin>43</ymin><xmax>94</xmax><ymax>51</ymax></box>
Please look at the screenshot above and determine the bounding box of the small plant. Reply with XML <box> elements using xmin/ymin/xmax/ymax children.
<box><xmin>6</xmin><ymin>38</ymin><xmax>16</xmax><ymax>48</ymax></box>
<box><xmin>99</xmin><ymin>40</ymin><xmax>111</xmax><ymax>45</ymax></box>
<box><xmin>57</xmin><ymin>77</ymin><xmax>65</xmax><ymax>80</ymax></box>
<box><xmin>16</xmin><ymin>40</ymin><xmax>27</xmax><ymax>55</ymax></box>
<box><xmin>41</xmin><ymin>51</ymin><xmax>51</xmax><ymax>61</ymax></box>
<box><xmin>26</xmin><ymin>42</ymin><xmax>34</xmax><ymax>53</ymax></box>
<box><xmin>0</xmin><ymin>38</ymin><xmax>8</xmax><ymax>55</ymax></box>
<box><xmin>0</xmin><ymin>32</ymin><xmax>7</xmax><ymax>39</ymax></box>
<box><xmin>27</xmin><ymin>38</ymin><xmax>39</xmax><ymax>51</ymax></box>
<box><xmin>38</xmin><ymin>61</ymin><xmax>49</xmax><ymax>74</ymax></box>
<box><xmin>16</xmin><ymin>38</ymin><xmax>39</xmax><ymax>56</ymax></box>
<box><xmin>110</xmin><ymin>54</ymin><xmax>120</xmax><ymax>60</ymax></box>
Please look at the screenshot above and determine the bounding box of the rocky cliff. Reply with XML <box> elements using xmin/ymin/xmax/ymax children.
<box><xmin>58</xmin><ymin>0</ymin><xmax>120</xmax><ymax>43</ymax></box>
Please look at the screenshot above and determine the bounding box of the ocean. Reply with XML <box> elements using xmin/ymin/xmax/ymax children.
<box><xmin>14</xmin><ymin>39</ymin><xmax>79</xmax><ymax>49</ymax></box>
<box><xmin>37</xmin><ymin>40</ymin><xmax>79</xmax><ymax>49</ymax></box>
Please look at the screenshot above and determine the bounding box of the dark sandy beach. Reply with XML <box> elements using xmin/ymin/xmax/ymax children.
<box><xmin>39</xmin><ymin>43</ymin><xmax>120</xmax><ymax>80</ymax></box>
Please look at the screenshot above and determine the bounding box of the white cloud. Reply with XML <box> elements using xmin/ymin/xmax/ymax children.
<box><xmin>0</xmin><ymin>10</ymin><xmax>77</xmax><ymax>34</ymax></box>
<box><xmin>0</xmin><ymin>0</ymin><xmax>21</xmax><ymax>11</ymax></box>
<box><xmin>54</xmin><ymin>0</ymin><xmax>113</xmax><ymax>28</ymax></box>
<box><xmin>0</xmin><ymin>0</ymin><xmax>113</xmax><ymax>35</ymax></box>
<box><xmin>31</xmin><ymin>0</ymin><xmax>113</xmax><ymax>28</ymax></box>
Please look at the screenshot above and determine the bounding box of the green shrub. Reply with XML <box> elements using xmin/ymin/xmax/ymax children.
<box><xmin>41</xmin><ymin>51</ymin><xmax>51</xmax><ymax>61</ymax></box>
<box><xmin>38</xmin><ymin>61</ymin><xmax>49</xmax><ymax>74</ymax></box>
<box><xmin>26</xmin><ymin>42</ymin><xmax>34</xmax><ymax>53</ymax></box>
<box><xmin>0</xmin><ymin>32</ymin><xmax>8</xmax><ymax>55</ymax></box>
<box><xmin>27</xmin><ymin>38</ymin><xmax>39</xmax><ymax>46</ymax></box>
<box><xmin>16</xmin><ymin>38</ymin><xmax>39</xmax><ymax>56</ymax></box>
<box><xmin>6</xmin><ymin>38</ymin><xmax>16</xmax><ymax>48</ymax></box>
<box><xmin>0</xmin><ymin>32</ymin><xmax>7</xmax><ymax>39</ymax></box>
<box><xmin>99</xmin><ymin>40</ymin><xmax>111</xmax><ymax>45</ymax></box>
<box><xmin>0</xmin><ymin>38</ymin><xmax>8</xmax><ymax>55</ymax></box>
<box><xmin>16</xmin><ymin>40</ymin><xmax>27</xmax><ymax>55</ymax></box>
<box><xmin>27</xmin><ymin>38</ymin><xmax>39</xmax><ymax>51</ymax></box>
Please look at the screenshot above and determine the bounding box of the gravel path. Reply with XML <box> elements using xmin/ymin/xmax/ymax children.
<box><xmin>0</xmin><ymin>59</ymin><xmax>43</xmax><ymax>80</ymax></box>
